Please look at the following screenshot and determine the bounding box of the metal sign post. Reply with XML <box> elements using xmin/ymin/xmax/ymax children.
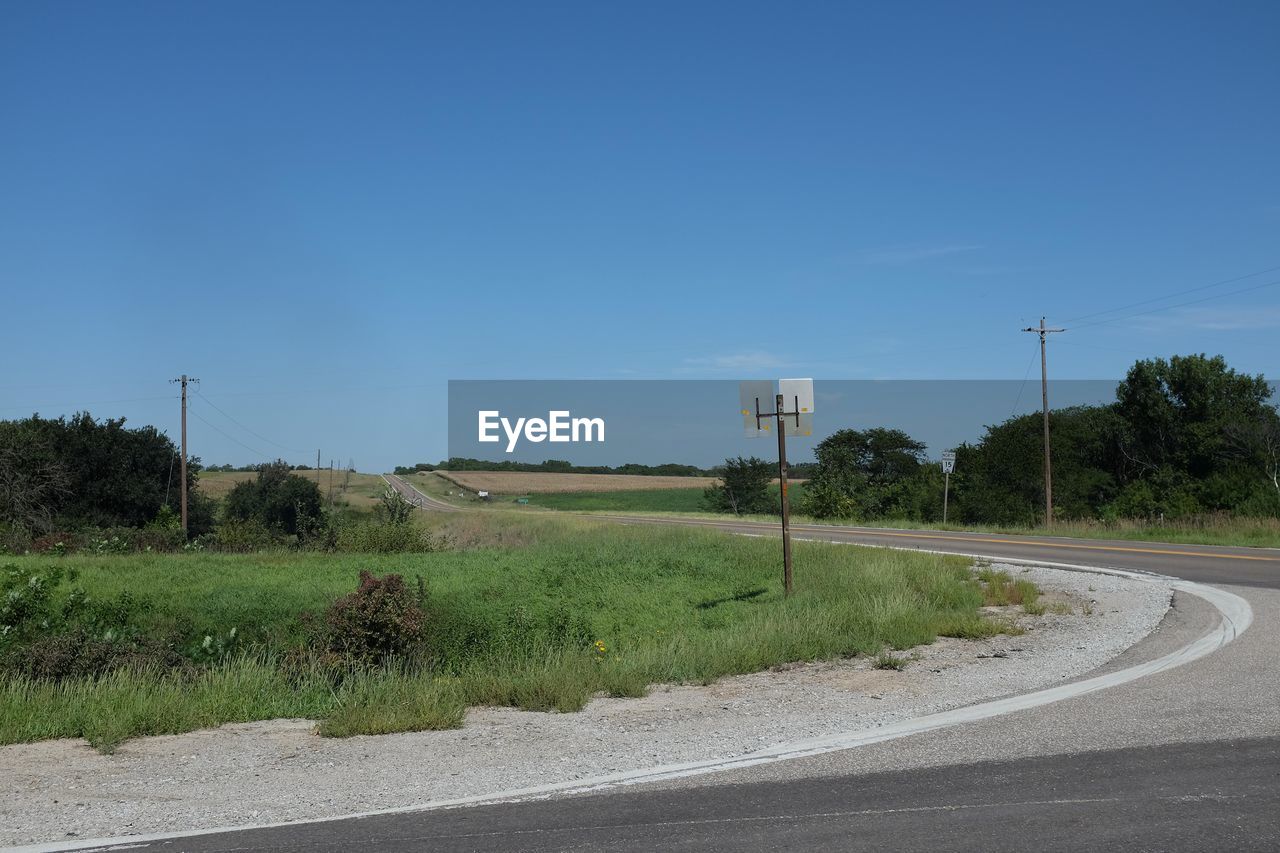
<box><xmin>741</xmin><ymin>379</ymin><xmax>813</xmax><ymax>598</ymax></box>
<box><xmin>774</xmin><ymin>393</ymin><xmax>794</xmax><ymax>596</ymax></box>
<box><xmin>941</xmin><ymin>451</ymin><xmax>956</xmax><ymax>525</ymax></box>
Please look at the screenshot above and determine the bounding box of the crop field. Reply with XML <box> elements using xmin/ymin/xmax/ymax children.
<box><xmin>435</xmin><ymin>471</ymin><xmax>719</xmax><ymax>494</ymax></box>
<box><xmin>0</xmin><ymin>512</ymin><xmax>1012</xmax><ymax>751</ymax></box>
<box><xmin>199</xmin><ymin>470</ymin><xmax>388</xmax><ymax>509</ymax></box>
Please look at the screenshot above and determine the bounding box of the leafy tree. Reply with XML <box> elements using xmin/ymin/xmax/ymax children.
<box><xmin>1223</xmin><ymin>410</ymin><xmax>1280</xmax><ymax>509</ymax></box>
<box><xmin>0</xmin><ymin>412</ymin><xmax>203</xmax><ymax>532</ymax></box>
<box><xmin>951</xmin><ymin>407</ymin><xmax>1123</xmax><ymax>524</ymax></box>
<box><xmin>801</xmin><ymin>428</ymin><xmax>929</xmax><ymax>519</ymax></box>
<box><xmin>704</xmin><ymin>456</ymin><xmax>775</xmax><ymax>515</ymax></box>
<box><xmin>0</xmin><ymin>434</ymin><xmax>69</xmax><ymax>533</ymax></box>
<box><xmin>223</xmin><ymin>461</ymin><xmax>323</xmax><ymax>536</ymax></box>
<box><xmin>1114</xmin><ymin>354</ymin><xmax>1277</xmax><ymax>516</ymax></box>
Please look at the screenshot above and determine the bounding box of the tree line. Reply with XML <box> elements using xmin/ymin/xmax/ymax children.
<box><xmin>710</xmin><ymin>355</ymin><xmax>1280</xmax><ymax>524</ymax></box>
<box><xmin>397</xmin><ymin>458</ymin><xmax>714</xmax><ymax>477</ymax></box>
<box><xmin>0</xmin><ymin>412</ymin><xmax>213</xmax><ymax>535</ymax></box>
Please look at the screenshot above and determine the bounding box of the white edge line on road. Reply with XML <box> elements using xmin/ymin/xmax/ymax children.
<box><xmin>6</xmin><ymin>547</ymin><xmax>1253</xmax><ymax>853</ymax></box>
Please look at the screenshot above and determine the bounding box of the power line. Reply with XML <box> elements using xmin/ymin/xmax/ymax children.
<box><xmin>187</xmin><ymin>404</ymin><xmax>273</xmax><ymax>460</ymax></box>
<box><xmin>194</xmin><ymin>389</ymin><xmax>306</xmax><ymax>453</ymax></box>
<box><xmin>1069</xmin><ymin>277</ymin><xmax>1280</xmax><ymax>331</ymax></box>
<box><xmin>1062</xmin><ymin>264</ymin><xmax>1280</xmax><ymax>326</ymax></box>
<box><xmin>1008</xmin><ymin>338</ymin><xmax>1041</xmax><ymax>417</ymax></box>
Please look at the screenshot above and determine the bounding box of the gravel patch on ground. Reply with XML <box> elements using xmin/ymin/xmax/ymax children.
<box><xmin>0</xmin><ymin>563</ymin><xmax>1173</xmax><ymax>848</ymax></box>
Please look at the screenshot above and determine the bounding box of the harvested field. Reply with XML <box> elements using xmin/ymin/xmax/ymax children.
<box><xmin>435</xmin><ymin>471</ymin><xmax>717</xmax><ymax>494</ymax></box>
<box><xmin>198</xmin><ymin>470</ymin><xmax>387</xmax><ymax>508</ymax></box>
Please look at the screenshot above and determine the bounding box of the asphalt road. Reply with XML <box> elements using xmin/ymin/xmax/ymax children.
<box><xmin>382</xmin><ymin>473</ymin><xmax>460</xmax><ymax>512</ymax></box>
<box><xmin>55</xmin><ymin>517</ymin><xmax>1280</xmax><ymax>853</ymax></box>
<box><xmin>118</xmin><ymin>736</ymin><xmax>1280</xmax><ymax>853</ymax></box>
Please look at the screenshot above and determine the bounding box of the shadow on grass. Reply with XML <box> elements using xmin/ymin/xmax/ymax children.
<box><xmin>696</xmin><ymin>588</ymin><xmax>768</xmax><ymax>610</ymax></box>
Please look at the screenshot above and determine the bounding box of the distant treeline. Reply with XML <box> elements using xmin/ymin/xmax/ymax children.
<box><xmin>204</xmin><ymin>462</ymin><xmax>337</xmax><ymax>473</ymax></box>
<box><xmin>394</xmin><ymin>457</ymin><xmax>818</xmax><ymax>478</ymax></box>
<box><xmin>793</xmin><ymin>354</ymin><xmax>1280</xmax><ymax>524</ymax></box>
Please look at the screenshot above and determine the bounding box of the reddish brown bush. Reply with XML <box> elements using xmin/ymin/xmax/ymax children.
<box><xmin>321</xmin><ymin>571</ymin><xmax>427</xmax><ymax>665</ymax></box>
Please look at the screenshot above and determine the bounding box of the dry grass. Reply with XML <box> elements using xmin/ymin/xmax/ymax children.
<box><xmin>198</xmin><ymin>470</ymin><xmax>388</xmax><ymax>509</ymax></box>
<box><xmin>435</xmin><ymin>471</ymin><xmax>719</xmax><ymax>495</ymax></box>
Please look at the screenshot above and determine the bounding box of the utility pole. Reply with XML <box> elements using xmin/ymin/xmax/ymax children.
<box><xmin>1022</xmin><ymin>317</ymin><xmax>1064</xmax><ymax>527</ymax></box>
<box><xmin>317</xmin><ymin>449</ymin><xmax>321</xmax><ymax>488</ymax></box>
<box><xmin>169</xmin><ymin>374</ymin><xmax>199</xmax><ymax>535</ymax></box>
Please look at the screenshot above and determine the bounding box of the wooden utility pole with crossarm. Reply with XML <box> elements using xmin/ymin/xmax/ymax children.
<box><xmin>1021</xmin><ymin>318</ymin><xmax>1064</xmax><ymax>527</ymax></box>
<box><xmin>169</xmin><ymin>374</ymin><xmax>199</xmax><ymax>535</ymax></box>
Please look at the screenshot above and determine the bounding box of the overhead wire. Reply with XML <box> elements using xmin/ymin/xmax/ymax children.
<box><xmin>194</xmin><ymin>389</ymin><xmax>306</xmax><ymax>453</ymax></box>
<box><xmin>1008</xmin><ymin>338</ymin><xmax>1041</xmax><ymax>417</ymax></box>
<box><xmin>186</xmin><ymin>403</ymin><xmax>273</xmax><ymax>460</ymax></box>
<box><xmin>1068</xmin><ymin>277</ymin><xmax>1280</xmax><ymax>331</ymax></box>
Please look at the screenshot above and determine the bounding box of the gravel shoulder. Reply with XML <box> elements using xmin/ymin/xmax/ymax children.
<box><xmin>0</xmin><ymin>563</ymin><xmax>1173</xmax><ymax>848</ymax></box>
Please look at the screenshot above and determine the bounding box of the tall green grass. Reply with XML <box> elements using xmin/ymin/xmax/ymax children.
<box><xmin>521</xmin><ymin>483</ymin><xmax>808</xmax><ymax>515</ymax></box>
<box><xmin>0</xmin><ymin>513</ymin><xmax>1005</xmax><ymax>749</ymax></box>
<box><xmin>552</xmin><ymin>505</ymin><xmax>1280</xmax><ymax>549</ymax></box>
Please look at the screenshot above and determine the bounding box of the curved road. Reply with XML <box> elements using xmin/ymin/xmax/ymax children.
<box><xmin>382</xmin><ymin>473</ymin><xmax>461</xmax><ymax>512</ymax></box>
<box><xmin>41</xmin><ymin>514</ymin><xmax>1280</xmax><ymax>852</ymax></box>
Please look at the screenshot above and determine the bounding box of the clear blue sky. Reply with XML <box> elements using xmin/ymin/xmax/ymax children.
<box><xmin>2</xmin><ymin>2</ymin><xmax>1278</xmax><ymax>471</ymax></box>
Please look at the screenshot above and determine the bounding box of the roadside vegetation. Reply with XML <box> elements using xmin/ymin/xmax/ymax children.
<box><xmin>480</xmin><ymin>355</ymin><xmax>1280</xmax><ymax>548</ymax></box>
<box><xmin>199</xmin><ymin>468</ymin><xmax>388</xmax><ymax>510</ymax></box>
<box><xmin>0</xmin><ymin>512</ymin><xmax>1015</xmax><ymax>751</ymax></box>
<box><xmin>793</xmin><ymin>355</ymin><xmax>1280</xmax><ymax>528</ymax></box>
<box><xmin>523</xmin><ymin>483</ymin><xmax>809</xmax><ymax>514</ymax></box>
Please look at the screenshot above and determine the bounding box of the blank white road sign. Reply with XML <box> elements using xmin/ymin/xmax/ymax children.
<box><xmin>779</xmin><ymin>378</ymin><xmax>815</xmax><ymax>414</ymax></box>
<box><xmin>784</xmin><ymin>412</ymin><xmax>814</xmax><ymax>437</ymax></box>
<box><xmin>779</xmin><ymin>379</ymin><xmax>814</xmax><ymax>436</ymax></box>
<box><xmin>740</xmin><ymin>380</ymin><xmax>775</xmax><ymax>438</ymax></box>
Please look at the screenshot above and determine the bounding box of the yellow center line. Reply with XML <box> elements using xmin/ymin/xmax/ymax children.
<box><xmin>591</xmin><ymin>514</ymin><xmax>1280</xmax><ymax>563</ymax></box>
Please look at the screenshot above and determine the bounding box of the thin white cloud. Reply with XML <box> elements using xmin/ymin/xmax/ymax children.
<box><xmin>680</xmin><ymin>351</ymin><xmax>786</xmax><ymax>371</ymax></box>
<box><xmin>858</xmin><ymin>244</ymin><xmax>984</xmax><ymax>266</ymax></box>
<box><xmin>675</xmin><ymin>353</ymin><xmax>877</xmax><ymax>377</ymax></box>
<box><xmin>1134</xmin><ymin>305</ymin><xmax>1280</xmax><ymax>332</ymax></box>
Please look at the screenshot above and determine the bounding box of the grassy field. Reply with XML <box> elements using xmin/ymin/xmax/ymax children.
<box><xmin>199</xmin><ymin>469</ymin><xmax>388</xmax><ymax>510</ymax></box>
<box><xmin>0</xmin><ymin>512</ymin><xmax>1011</xmax><ymax>750</ymax></box>
<box><xmin>519</xmin><ymin>493</ymin><xmax>1280</xmax><ymax>550</ymax></box>
<box><xmin>403</xmin><ymin>471</ymin><xmax>472</xmax><ymax>504</ymax></box>
<box><xmin>523</xmin><ymin>483</ymin><xmax>809</xmax><ymax>514</ymax></box>
<box><xmin>524</xmin><ymin>488</ymin><xmax>712</xmax><ymax>513</ymax></box>
<box><xmin>434</xmin><ymin>470</ymin><xmax>718</xmax><ymax>494</ymax></box>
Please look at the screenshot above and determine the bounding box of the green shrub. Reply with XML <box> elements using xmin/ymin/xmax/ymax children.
<box><xmin>332</xmin><ymin>519</ymin><xmax>445</xmax><ymax>554</ymax></box>
<box><xmin>315</xmin><ymin>571</ymin><xmax>428</xmax><ymax>665</ymax></box>
<box><xmin>703</xmin><ymin>456</ymin><xmax>775</xmax><ymax>515</ymax></box>
<box><xmin>376</xmin><ymin>488</ymin><xmax>416</xmax><ymax>525</ymax></box>
<box><xmin>7</xmin><ymin>629</ymin><xmax>189</xmax><ymax>680</ymax></box>
<box><xmin>198</xmin><ymin>518</ymin><xmax>280</xmax><ymax>553</ymax></box>
<box><xmin>223</xmin><ymin>462</ymin><xmax>323</xmax><ymax>536</ymax></box>
<box><xmin>0</xmin><ymin>564</ymin><xmax>63</xmax><ymax>648</ymax></box>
